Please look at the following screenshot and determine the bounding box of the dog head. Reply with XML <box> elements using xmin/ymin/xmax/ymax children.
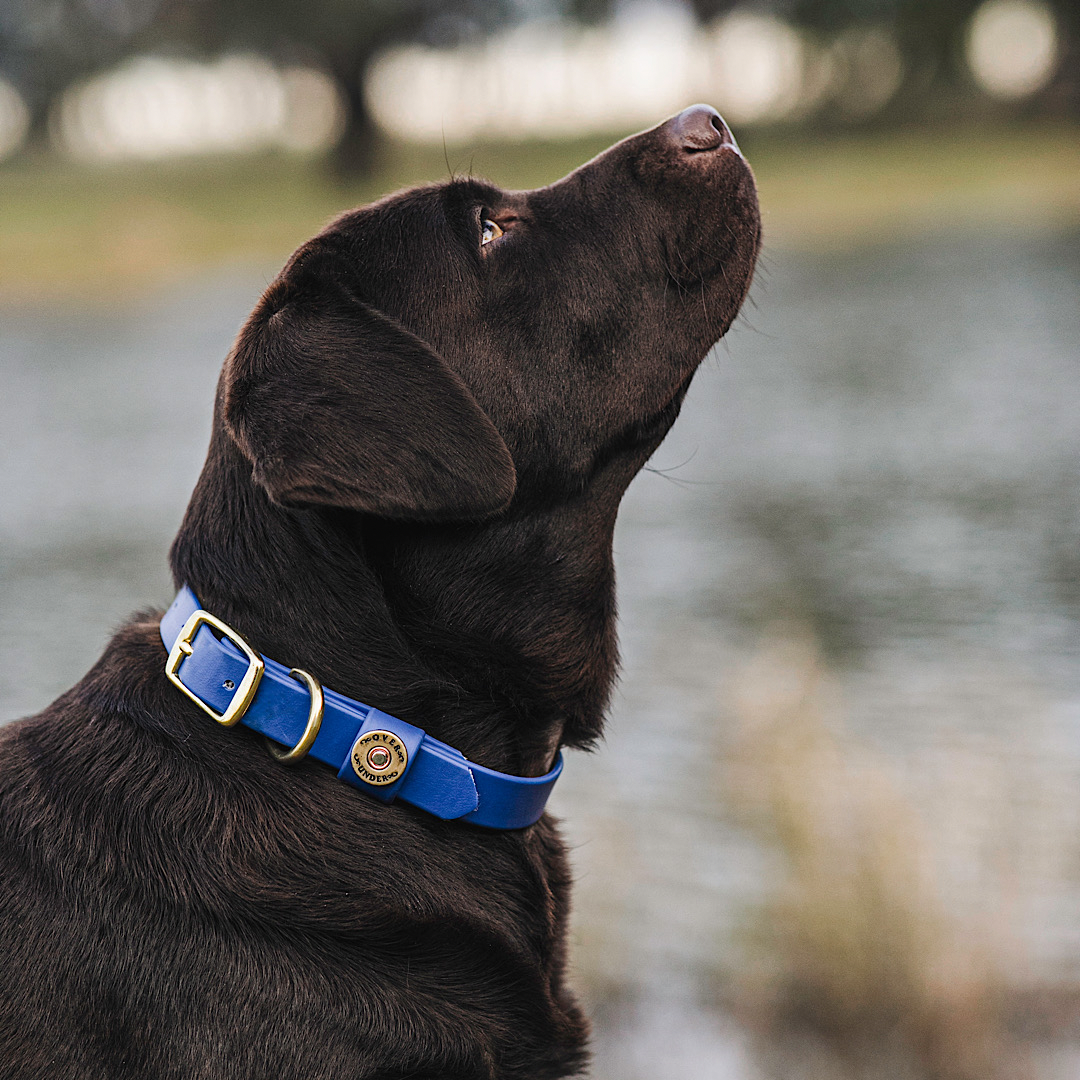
<box><xmin>221</xmin><ymin>105</ymin><xmax>760</xmax><ymax>522</ymax></box>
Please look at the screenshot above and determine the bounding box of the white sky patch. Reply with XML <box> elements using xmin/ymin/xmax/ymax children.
<box><xmin>966</xmin><ymin>0</ymin><xmax>1059</xmax><ymax>100</ymax></box>
<box><xmin>0</xmin><ymin>77</ymin><xmax>31</xmax><ymax>161</ymax></box>
<box><xmin>54</xmin><ymin>55</ymin><xmax>345</xmax><ymax>161</ymax></box>
<box><xmin>830</xmin><ymin>28</ymin><xmax>905</xmax><ymax>120</ymax></box>
<box><xmin>367</xmin><ymin>8</ymin><xmax>827</xmax><ymax>142</ymax></box>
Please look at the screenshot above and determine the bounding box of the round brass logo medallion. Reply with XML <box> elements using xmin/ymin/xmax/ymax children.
<box><xmin>350</xmin><ymin>729</ymin><xmax>408</xmax><ymax>786</ymax></box>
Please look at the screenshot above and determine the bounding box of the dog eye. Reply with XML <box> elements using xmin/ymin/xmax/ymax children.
<box><xmin>480</xmin><ymin>219</ymin><xmax>504</xmax><ymax>246</ymax></box>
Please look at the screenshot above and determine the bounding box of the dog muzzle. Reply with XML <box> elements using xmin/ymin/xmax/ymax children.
<box><xmin>160</xmin><ymin>586</ymin><xmax>562</xmax><ymax>829</ymax></box>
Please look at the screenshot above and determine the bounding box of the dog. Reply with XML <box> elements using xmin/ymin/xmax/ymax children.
<box><xmin>0</xmin><ymin>105</ymin><xmax>759</xmax><ymax>1079</ymax></box>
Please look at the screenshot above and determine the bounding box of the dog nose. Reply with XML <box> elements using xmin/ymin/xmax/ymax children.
<box><xmin>669</xmin><ymin>104</ymin><xmax>740</xmax><ymax>154</ymax></box>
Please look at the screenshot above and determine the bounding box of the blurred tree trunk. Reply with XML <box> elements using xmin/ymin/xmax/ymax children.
<box><xmin>327</xmin><ymin>50</ymin><xmax>379</xmax><ymax>179</ymax></box>
<box><xmin>24</xmin><ymin>99</ymin><xmax>53</xmax><ymax>154</ymax></box>
<box><xmin>1052</xmin><ymin>0</ymin><xmax>1080</xmax><ymax>116</ymax></box>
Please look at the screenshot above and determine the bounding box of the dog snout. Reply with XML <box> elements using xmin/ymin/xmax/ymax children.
<box><xmin>667</xmin><ymin>104</ymin><xmax>740</xmax><ymax>155</ymax></box>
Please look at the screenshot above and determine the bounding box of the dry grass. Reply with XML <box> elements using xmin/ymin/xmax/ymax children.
<box><xmin>724</xmin><ymin>626</ymin><xmax>1030</xmax><ymax>1080</ymax></box>
<box><xmin>751</xmin><ymin>121</ymin><xmax>1080</xmax><ymax>251</ymax></box>
<box><xmin>0</xmin><ymin>134</ymin><xmax>620</xmax><ymax>304</ymax></box>
<box><xmin>0</xmin><ymin>120</ymin><xmax>1077</xmax><ymax>303</ymax></box>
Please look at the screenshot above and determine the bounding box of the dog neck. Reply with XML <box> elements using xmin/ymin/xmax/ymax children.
<box><xmin>169</xmin><ymin>423</ymin><xmax>629</xmax><ymax>776</ymax></box>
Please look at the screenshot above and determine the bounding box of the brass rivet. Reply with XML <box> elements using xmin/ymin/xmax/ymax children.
<box><xmin>350</xmin><ymin>729</ymin><xmax>408</xmax><ymax>787</ymax></box>
<box><xmin>367</xmin><ymin>745</ymin><xmax>392</xmax><ymax>771</ymax></box>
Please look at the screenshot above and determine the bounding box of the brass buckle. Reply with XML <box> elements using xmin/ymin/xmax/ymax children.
<box><xmin>165</xmin><ymin>610</ymin><xmax>265</xmax><ymax>727</ymax></box>
<box><xmin>265</xmin><ymin>669</ymin><xmax>324</xmax><ymax>765</ymax></box>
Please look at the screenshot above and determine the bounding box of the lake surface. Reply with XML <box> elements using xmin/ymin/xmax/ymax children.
<box><xmin>3</xmin><ymin>228</ymin><xmax>1079</xmax><ymax>1077</ymax></box>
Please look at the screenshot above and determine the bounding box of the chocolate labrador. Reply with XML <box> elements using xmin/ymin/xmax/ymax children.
<box><xmin>0</xmin><ymin>105</ymin><xmax>759</xmax><ymax>1079</ymax></box>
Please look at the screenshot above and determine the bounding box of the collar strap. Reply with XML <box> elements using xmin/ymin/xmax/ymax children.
<box><xmin>159</xmin><ymin>586</ymin><xmax>562</xmax><ymax>829</ymax></box>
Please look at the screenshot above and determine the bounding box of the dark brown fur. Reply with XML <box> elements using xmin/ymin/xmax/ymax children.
<box><xmin>0</xmin><ymin>110</ymin><xmax>759</xmax><ymax>1079</ymax></box>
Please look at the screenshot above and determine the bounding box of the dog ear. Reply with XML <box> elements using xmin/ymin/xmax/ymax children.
<box><xmin>222</xmin><ymin>250</ymin><xmax>517</xmax><ymax>521</ymax></box>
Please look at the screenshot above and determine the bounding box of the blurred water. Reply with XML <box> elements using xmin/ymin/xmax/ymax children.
<box><xmin>563</xmin><ymin>227</ymin><xmax>1080</xmax><ymax>968</ymax></box>
<box><xmin>2</xmin><ymin>229</ymin><xmax>1080</xmax><ymax>1077</ymax></box>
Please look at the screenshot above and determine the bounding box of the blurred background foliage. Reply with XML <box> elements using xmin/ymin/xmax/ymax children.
<box><xmin>1</xmin><ymin>0</ymin><xmax>1078</xmax><ymax>166</ymax></box>
<box><xmin>0</xmin><ymin>0</ymin><xmax>1077</xmax><ymax>297</ymax></box>
<box><xmin>2</xmin><ymin>2</ymin><xmax>1080</xmax><ymax>1079</ymax></box>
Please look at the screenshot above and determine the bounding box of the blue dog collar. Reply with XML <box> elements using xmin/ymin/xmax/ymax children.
<box><xmin>159</xmin><ymin>587</ymin><xmax>562</xmax><ymax>829</ymax></box>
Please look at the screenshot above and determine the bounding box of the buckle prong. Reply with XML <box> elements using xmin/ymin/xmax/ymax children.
<box><xmin>165</xmin><ymin>609</ymin><xmax>264</xmax><ymax>727</ymax></box>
